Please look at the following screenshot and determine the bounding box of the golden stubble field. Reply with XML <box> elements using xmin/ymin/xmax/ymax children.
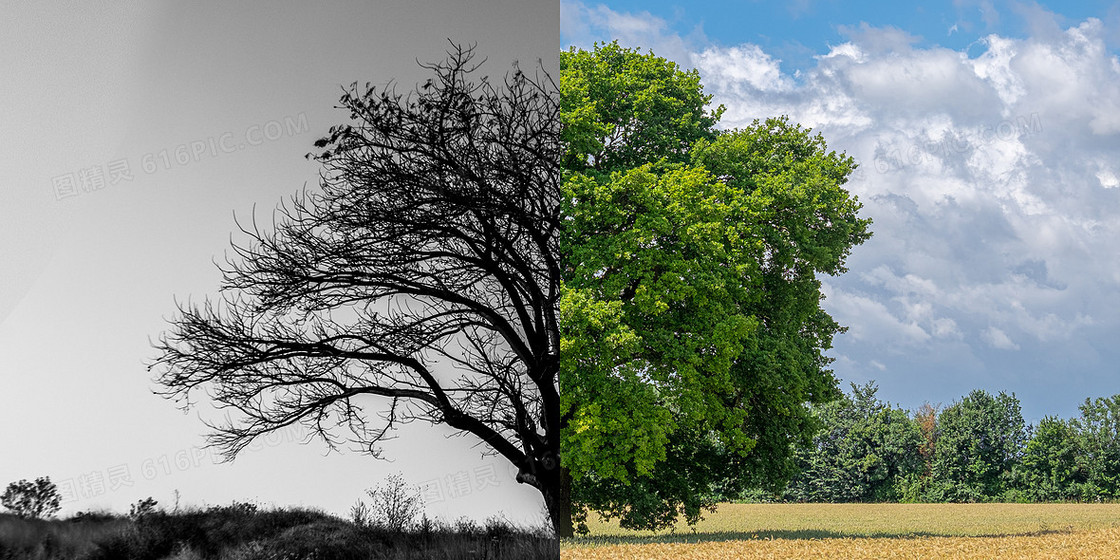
<box><xmin>561</xmin><ymin>503</ymin><xmax>1120</xmax><ymax>559</ymax></box>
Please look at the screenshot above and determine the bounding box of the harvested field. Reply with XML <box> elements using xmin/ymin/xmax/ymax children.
<box><xmin>562</xmin><ymin>503</ymin><xmax>1120</xmax><ymax>559</ymax></box>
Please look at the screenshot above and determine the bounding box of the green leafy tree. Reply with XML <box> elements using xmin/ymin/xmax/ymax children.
<box><xmin>560</xmin><ymin>42</ymin><xmax>871</xmax><ymax>532</ymax></box>
<box><xmin>1014</xmin><ymin>416</ymin><xmax>1084</xmax><ymax>501</ymax></box>
<box><xmin>892</xmin><ymin>401</ymin><xmax>940</xmax><ymax>502</ymax></box>
<box><xmin>930</xmin><ymin>390</ymin><xmax>1026</xmax><ymax>501</ymax></box>
<box><xmin>1</xmin><ymin>477</ymin><xmax>61</xmax><ymax>519</ymax></box>
<box><xmin>1071</xmin><ymin>395</ymin><xmax>1120</xmax><ymax>499</ymax></box>
<box><xmin>559</xmin><ymin>41</ymin><xmax>722</xmax><ymax>174</ymax></box>
<box><xmin>784</xmin><ymin>382</ymin><xmax>924</xmax><ymax>502</ymax></box>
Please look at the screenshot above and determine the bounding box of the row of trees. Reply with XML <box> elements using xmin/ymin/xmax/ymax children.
<box><xmin>757</xmin><ymin>383</ymin><xmax>1120</xmax><ymax>504</ymax></box>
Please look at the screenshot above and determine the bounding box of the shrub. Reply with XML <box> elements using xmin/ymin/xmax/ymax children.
<box><xmin>69</xmin><ymin>509</ymin><xmax>119</xmax><ymax>523</ymax></box>
<box><xmin>0</xmin><ymin>513</ymin><xmax>121</xmax><ymax>559</ymax></box>
<box><xmin>1</xmin><ymin>477</ymin><xmax>61</xmax><ymax>519</ymax></box>
<box><xmin>355</xmin><ymin>473</ymin><xmax>424</xmax><ymax>532</ymax></box>
<box><xmin>84</xmin><ymin>519</ymin><xmax>177</xmax><ymax>560</ymax></box>
<box><xmin>349</xmin><ymin>498</ymin><xmax>372</xmax><ymax>527</ymax></box>
<box><xmin>262</xmin><ymin>521</ymin><xmax>383</xmax><ymax>560</ymax></box>
<box><xmin>205</xmin><ymin>500</ymin><xmax>259</xmax><ymax>516</ymax></box>
<box><xmin>129</xmin><ymin>497</ymin><xmax>160</xmax><ymax>520</ymax></box>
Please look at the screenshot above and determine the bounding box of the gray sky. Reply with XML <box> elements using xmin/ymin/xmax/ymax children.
<box><xmin>1</xmin><ymin>0</ymin><xmax>556</xmax><ymax>523</ymax></box>
<box><xmin>563</xmin><ymin>0</ymin><xmax>1120</xmax><ymax>424</ymax></box>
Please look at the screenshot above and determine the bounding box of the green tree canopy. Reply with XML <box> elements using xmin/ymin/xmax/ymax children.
<box><xmin>785</xmin><ymin>382</ymin><xmax>924</xmax><ymax>503</ymax></box>
<box><xmin>1071</xmin><ymin>395</ymin><xmax>1120</xmax><ymax>498</ymax></box>
<box><xmin>930</xmin><ymin>389</ymin><xmax>1026</xmax><ymax>501</ymax></box>
<box><xmin>559</xmin><ymin>41</ymin><xmax>722</xmax><ymax>173</ymax></box>
<box><xmin>1015</xmin><ymin>415</ymin><xmax>1084</xmax><ymax>501</ymax></box>
<box><xmin>559</xmin><ymin>42</ymin><xmax>871</xmax><ymax>532</ymax></box>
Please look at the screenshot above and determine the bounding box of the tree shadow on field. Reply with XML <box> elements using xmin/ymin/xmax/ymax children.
<box><xmin>569</xmin><ymin>526</ymin><xmax>1078</xmax><ymax>546</ymax></box>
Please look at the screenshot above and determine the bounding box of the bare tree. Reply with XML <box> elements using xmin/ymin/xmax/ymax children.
<box><xmin>352</xmin><ymin>472</ymin><xmax>424</xmax><ymax>532</ymax></box>
<box><xmin>150</xmin><ymin>44</ymin><xmax>563</xmax><ymax>535</ymax></box>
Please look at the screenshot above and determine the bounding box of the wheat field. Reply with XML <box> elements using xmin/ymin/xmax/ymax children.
<box><xmin>562</xmin><ymin>503</ymin><xmax>1120</xmax><ymax>559</ymax></box>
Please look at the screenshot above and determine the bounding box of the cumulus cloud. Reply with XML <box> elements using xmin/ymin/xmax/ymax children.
<box><xmin>822</xmin><ymin>281</ymin><xmax>933</xmax><ymax>346</ymax></box>
<box><xmin>692</xmin><ymin>45</ymin><xmax>793</xmax><ymax>93</ymax></box>
<box><xmin>837</xmin><ymin>22</ymin><xmax>921</xmax><ymax>54</ymax></box>
<box><xmin>560</xmin><ymin>0</ymin><xmax>700</xmax><ymax>65</ymax></box>
<box><xmin>689</xmin><ymin>18</ymin><xmax>1120</xmax><ymax>362</ymax></box>
<box><xmin>563</xmin><ymin>3</ymin><xmax>1120</xmax><ymax>413</ymax></box>
<box><xmin>982</xmin><ymin>326</ymin><xmax>1020</xmax><ymax>350</ymax></box>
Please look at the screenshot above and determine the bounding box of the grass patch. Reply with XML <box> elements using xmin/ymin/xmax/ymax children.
<box><xmin>0</xmin><ymin>513</ymin><xmax>129</xmax><ymax>559</ymax></box>
<box><xmin>0</xmin><ymin>506</ymin><xmax>557</xmax><ymax>560</ymax></box>
<box><xmin>562</xmin><ymin>503</ymin><xmax>1120</xmax><ymax>559</ymax></box>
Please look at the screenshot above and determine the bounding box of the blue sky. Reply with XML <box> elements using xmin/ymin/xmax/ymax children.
<box><xmin>565</xmin><ymin>0</ymin><xmax>1120</xmax><ymax>72</ymax></box>
<box><xmin>564</xmin><ymin>0</ymin><xmax>1120</xmax><ymax>423</ymax></box>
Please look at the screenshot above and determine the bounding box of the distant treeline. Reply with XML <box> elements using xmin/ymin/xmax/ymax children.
<box><xmin>739</xmin><ymin>382</ymin><xmax>1120</xmax><ymax>503</ymax></box>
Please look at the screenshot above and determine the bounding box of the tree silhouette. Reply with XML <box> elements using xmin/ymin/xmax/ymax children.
<box><xmin>150</xmin><ymin>44</ymin><xmax>563</xmax><ymax>534</ymax></box>
<box><xmin>1</xmin><ymin>477</ymin><xmax>61</xmax><ymax>519</ymax></box>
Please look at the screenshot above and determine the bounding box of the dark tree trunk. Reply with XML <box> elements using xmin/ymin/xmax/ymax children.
<box><xmin>539</xmin><ymin>461</ymin><xmax>574</xmax><ymax>538</ymax></box>
<box><xmin>556</xmin><ymin>466</ymin><xmax>573</xmax><ymax>537</ymax></box>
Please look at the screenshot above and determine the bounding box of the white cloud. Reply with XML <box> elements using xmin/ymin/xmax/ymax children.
<box><xmin>968</xmin><ymin>35</ymin><xmax>1026</xmax><ymax>106</ymax></box>
<box><xmin>1097</xmin><ymin>167</ymin><xmax>1120</xmax><ymax>188</ymax></box>
<box><xmin>821</xmin><ymin>42</ymin><xmax>867</xmax><ymax>63</ymax></box>
<box><xmin>836</xmin><ymin>22</ymin><xmax>920</xmax><ymax>55</ymax></box>
<box><xmin>931</xmin><ymin>317</ymin><xmax>963</xmax><ymax>339</ymax></box>
<box><xmin>982</xmin><ymin>326</ymin><xmax>1020</xmax><ymax>350</ymax></box>
<box><xmin>821</xmin><ymin>281</ymin><xmax>932</xmax><ymax>346</ymax></box>
<box><xmin>692</xmin><ymin>45</ymin><xmax>792</xmax><ymax>93</ymax></box>
<box><xmin>563</xmin><ymin>5</ymin><xmax>1120</xmax><ymax>410</ymax></box>
<box><xmin>560</xmin><ymin>0</ymin><xmax>699</xmax><ymax>66</ymax></box>
<box><xmin>683</xmin><ymin>19</ymin><xmax>1120</xmax><ymax>364</ymax></box>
